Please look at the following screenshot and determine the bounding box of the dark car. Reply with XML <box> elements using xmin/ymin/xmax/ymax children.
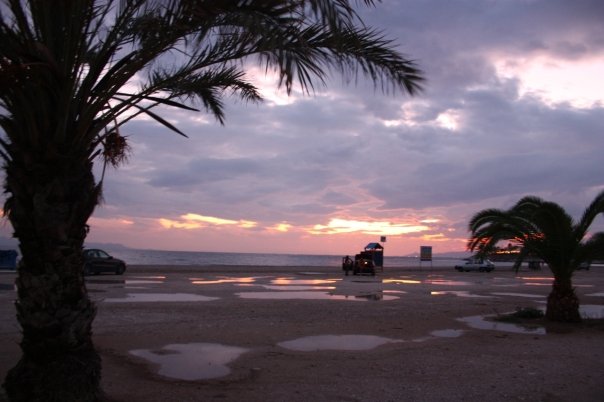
<box><xmin>83</xmin><ymin>249</ymin><xmax>126</xmax><ymax>275</ymax></box>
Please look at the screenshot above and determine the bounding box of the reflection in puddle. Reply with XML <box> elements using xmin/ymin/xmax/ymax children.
<box><xmin>425</xmin><ymin>280</ymin><xmax>472</xmax><ymax>286</ymax></box>
<box><xmin>105</xmin><ymin>293</ymin><xmax>218</xmax><ymax>303</ymax></box>
<box><xmin>262</xmin><ymin>285</ymin><xmax>336</xmax><ymax>291</ymax></box>
<box><xmin>125</xmin><ymin>280</ymin><xmax>164</xmax><ymax>285</ymax></box>
<box><xmin>519</xmin><ymin>277</ymin><xmax>553</xmax><ymax>281</ymax></box>
<box><xmin>458</xmin><ymin>315</ymin><xmax>546</xmax><ymax>335</ymax></box>
<box><xmin>518</xmin><ymin>276</ymin><xmax>554</xmax><ymax>285</ymax></box>
<box><xmin>271</xmin><ymin>278</ymin><xmax>339</xmax><ymax>285</ymax></box>
<box><xmin>491</xmin><ymin>292</ymin><xmax>546</xmax><ymax>298</ymax></box>
<box><xmin>132</xmin><ymin>276</ymin><xmax>167</xmax><ymax>279</ymax></box>
<box><xmin>431</xmin><ymin>329</ymin><xmax>464</xmax><ymax>338</ymax></box>
<box><xmin>191</xmin><ymin>276</ymin><xmax>265</xmax><ymax>285</ymax></box>
<box><xmin>580</xmin><ymin>305</ymin><xmax>604</xmax><ymax>318</ymax></box>
<box><xmin>383</xmin><ymin>279</ymin><xmax>421</xmax><ymax>284</ymax></box>
<box><xmin>235</xmin><ymin>291</ymin><xmax>398</xmax><ymax>301</ymax></box>
<box><xmin>413</xmin><ymin>329</ymin><xmax>465</xmax><ymax>343</ymax></box>
<box><xmin>431</xmin><ymin>291</ymin><xmax>491</xmax><ymax>298</ymax></box>
<box><xmin>130</xmin><ymin>343</ymin><xmax>248</xmax><ymax>380</ymax></box>
<box><xmin>278</xmin><ymin>335</ymin><xmax>402</xmax><ymax>351</ymax></box>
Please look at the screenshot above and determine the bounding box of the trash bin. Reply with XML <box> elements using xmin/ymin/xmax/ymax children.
<box><xmin>0</xmin><ymin>250</ymin><xmax>18</xmax><ymax>270</ymax></box>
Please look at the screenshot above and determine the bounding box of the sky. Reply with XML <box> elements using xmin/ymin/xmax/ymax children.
<box><xmin>3</xmin><ymin>0</ymin><xmax>604</xmax><ymax>256</ymax></box>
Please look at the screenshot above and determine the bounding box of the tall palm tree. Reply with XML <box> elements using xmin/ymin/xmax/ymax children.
<box><xmin>468</xmin><ymin>191</ymin><xmax>604</xmax><ymax>323</ymax></box>
<box><xmin>0</xmin><ymin>0</ymin><xmax>424</xmax><ymax>400</ymax></box>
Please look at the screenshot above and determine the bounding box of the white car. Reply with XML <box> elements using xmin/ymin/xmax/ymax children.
<box><xmin>455</xmin><ymin>258</ymin><xmax>495</xmax><ymax>272</ymax></box>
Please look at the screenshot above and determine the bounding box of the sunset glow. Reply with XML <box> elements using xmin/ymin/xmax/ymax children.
<box><xmin>494</xmin><ymin>56</ymin><xmax>604</xmax><ymax>108</ymax></box>
<box><xmin>310</xmin><ymin>218</ymin><xmax>429</xmax><ymax>236</ymax></box>
<box><xmin>2</xmin><ymin>1</ymin><xmax>600</xmax><ymax>258</ymax></box>
<box><xmin>159</xmin><ymin>214</ymin><xmax>258</xmax><ymax>230</ymax></box>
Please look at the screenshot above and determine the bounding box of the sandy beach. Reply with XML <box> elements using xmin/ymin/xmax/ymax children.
<box><xmin>1</xmin><ymin>265</ymin><xmax>603</xmax><ymax>401</ymax></box>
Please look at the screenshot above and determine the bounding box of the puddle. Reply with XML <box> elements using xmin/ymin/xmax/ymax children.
<box><xmin>235</xmin><ymin>291</ymin><xmax>398</xmax><ymax>301</ymax></box>
<box><xmin>519</xmin><ymin>276</ymin><xmax>554</xmax><ymax>281</ymax></box>
<box><xmin>458</xmin><ymin>315</ymin><xmax>546</xmax><ymax>335</ymax></box>
<box><xmin>424</xmin><ymin>279</ymin><xmax>472</xmax><ymax>286</ymax></box>
<box><xmin>130</xmin><ymin>343</ymin><xmax>248</xmax><ymax>380</ymax></box>
<box><xmin>104</xmin><ymin>293</ymin><xmax>218</xmax><ymax>303</ymax></box>
<box><xmin>430</xmin><ymin>329</ymin><xmax>464</xmax><ymax>338</ymax></box>
<box><xmin>491</xmin><ymin>292</ymin><xmax>546</xmax><ymax>298</ymax></box>
<box><xmin>271</xmin><ymin>278</ymin><xmax>339</xmax><ymax>285</ymax></box>
<box><xmin>383</xmin><ymin>290</ymin><xmax>407</xmax><ymax>294</ymax></box>
<box><xmin>580</xmin><ymin>304</ymin><xmax>604</xmax><ymax>319</ymax></box>
<box><xmin>132</xmin><ymin>276</ymin><xmax>167</xmax><ymax>280</ymax></box>
<box><xmin>431</xmin><ymin>291</ymin><xmax>492</xmax><ymax>298</ymax></box>
<box><xmin>261</xmin><ymin>285</ymin><xmax>336</xmax><ymax>291</ymax></box>
<box><xmin>278</xmin><ymin>335</ymin><xmax>402</xmax><ymax>351</ymax></box>
<box><xmin>191</xmin><ymin>277</ymin><xmax>263</xmax><ymax>285</ymax></box>
<box><xmin>125</xmin><ymin>280</ymin><xmax>164</xmax><ymax>285</ymax></box>
<box><xmin>383</xmin><ymin>279</ymin><xmax>421</xmax><ymax>284</ymax></box>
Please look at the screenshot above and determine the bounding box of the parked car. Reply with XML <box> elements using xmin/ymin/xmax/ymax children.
<box><xmin>577</xmin><ymin>261</ymin><xmax>591</xmax><ymax>270</ymax></box>
<box><xmin>455</xmin><ymin>257</ymin><xmax>495</xmax><ymax>272</ymax></box>
<box><xmin>83</xmin><ymin>249</ymin><xmax>126</xmax><ymax>275</ymax></box>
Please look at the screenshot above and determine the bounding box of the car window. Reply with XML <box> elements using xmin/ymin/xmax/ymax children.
<box><xmin>97</xmin><ymin>250</ymin><xmax>111</xmax><ymax>258</ymax></box>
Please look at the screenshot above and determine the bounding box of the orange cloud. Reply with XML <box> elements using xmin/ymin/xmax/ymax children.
<box><xmin>159</xmin><ymin>213</ymin><xmax>258</xmax><ymax>230</ymax></box>
<box><xmin>88</xmin><ymin>217</ymin><xmax>134</xmax><ymax>228</ymax></box>
<box><xmin>309</xmin><ymin>218</ymin><xmax>430</xmax><ymax>236</ymax></box>
<box><xmin>268</xmin><ymin>223</ymin><xmax>292</xmax><ymax>233</ymax></box>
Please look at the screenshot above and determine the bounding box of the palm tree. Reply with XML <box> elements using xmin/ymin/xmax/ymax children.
<box><xmin>467</xmin><ymin>191</ymin><xmax>604</xmax><ymax>323</ymax></box>
<box><xmin>0</xmin><ymin>0</ymin><xmax>424</xmax><ymax>400</ymax></box>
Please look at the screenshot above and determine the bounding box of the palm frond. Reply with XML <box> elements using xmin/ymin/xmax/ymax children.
<box><xmin>575</xmin><ymin>189</ymin><xmax>604</xmax><ymax>239</ymax></box>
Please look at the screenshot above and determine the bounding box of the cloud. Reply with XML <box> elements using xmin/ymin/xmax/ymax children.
<box><xmin>3</xmin><ymin>0</ymin><xmax>602</xmax><ymax>255</ymax></box>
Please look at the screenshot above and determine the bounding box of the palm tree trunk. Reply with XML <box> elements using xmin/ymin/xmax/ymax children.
<box><xmin>2</xmin><ymin>157</ymin><xmax>102</xmax><ymax>401</ymax></box>
<box><xmin>546</xmin><ymin>277</ymin><xmax>581</xmax><ymax>322</ymax></box>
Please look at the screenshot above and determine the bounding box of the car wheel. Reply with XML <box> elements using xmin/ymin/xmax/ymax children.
<box><xmin>84</xmin><ymin>264</ymin><xmax>93</xmax><ymax>276</ymax></box>
<box><xmin>116</xmin><ymin>264</ymin><xmax>126</xmax><ymax>275</ymax></box>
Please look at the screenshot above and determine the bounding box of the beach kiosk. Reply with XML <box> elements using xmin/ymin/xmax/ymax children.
<box><xmin>364</xmin><ymin>242</ymin><xmax>384</xmax><ymax>271</ymax></box>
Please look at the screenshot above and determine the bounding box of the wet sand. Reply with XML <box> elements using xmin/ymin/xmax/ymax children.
<box><xmin>1</xmin><ymin>265</ymin><xmax>603</xmax><ymax>401</ymax></box>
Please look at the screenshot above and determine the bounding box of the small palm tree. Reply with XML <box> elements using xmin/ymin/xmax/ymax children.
<box><xmin>468</xmin><ymin>191</ymin><xmax>604</xmax><ymax>323</ymax></box>
<box><xmin>1</xmin><ymin>1</ymin><xmax>424</xmax><ymax>400</ymax></box>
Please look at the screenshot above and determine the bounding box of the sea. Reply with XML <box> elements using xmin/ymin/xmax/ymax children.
<box><xmin>101</xmin><ymin>247</ymin><xmax>468</xmax><ymax>268</ymax></box>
